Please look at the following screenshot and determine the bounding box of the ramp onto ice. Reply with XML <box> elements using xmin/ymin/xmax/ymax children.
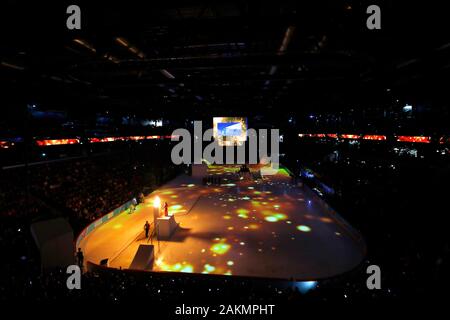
<box><xmin>31</xmin><ymin>218</ymin><xmax>74</xmax><ymax>270</ymax></box>
<box><xmin>129</xmin><ymin>244</ymin><xmax>155</xmax><ymax>271</ymax></box>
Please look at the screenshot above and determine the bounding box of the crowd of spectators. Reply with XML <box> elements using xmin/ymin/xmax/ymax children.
<box><xmin>1</xmin><ymin>138</ymin><xmax>448</xmax><ymax>304</ymax></box>
<box><xmin>1</xmin><ymin>258</ymin><xmax>388</xmax><ymax>305</ymax></box>
<box><xmin>0</xmin><ymin>141</ymin><xmax>182</xmax><ymax>301</ymax></box>
<box><xmin>28</xmin><ymin>153</ymin><xmax>158</xmax><ymax>230</ymax></box>
<box><xmin>286</xmin><ymin>138</ymin><xmax>450</xmax><ymax>299</ymax></box>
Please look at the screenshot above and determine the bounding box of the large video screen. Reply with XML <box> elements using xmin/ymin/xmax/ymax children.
<box><xmin>213</xmin><ymin>117</ymin><xmax>247</xmax><ymax>146</ymax></box>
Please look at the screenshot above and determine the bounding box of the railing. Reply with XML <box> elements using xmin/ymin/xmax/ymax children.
<box><xmin>75</xmin><ymin>199</ymin><xmax>134</xmax><ymax>248</ymax></box>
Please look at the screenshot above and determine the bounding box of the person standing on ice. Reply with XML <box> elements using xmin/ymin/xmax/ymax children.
<box><xmin>163</xmin><ymin>202</ymin><xmax>169</xmax><ymax>216</ymax></box>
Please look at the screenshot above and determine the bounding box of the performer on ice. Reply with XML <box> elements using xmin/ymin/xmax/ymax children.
<box><xmin>163</xmin><ymin>202</ymin><xmax>169</xmax><ymax>216</ymax></box>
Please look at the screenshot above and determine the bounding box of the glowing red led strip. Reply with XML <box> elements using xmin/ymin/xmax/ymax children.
<box><xmin>396</xmin><ymin>136</ymin><xmax>431</xmax><ymax>143</ymax></box>
<box><xmin>340</xmin><ymin>134</ymin><xmax>361</xmax><ymax>139</ymax></box>
<box><xmin>362</xmin><ymin>135</ymin><xmax>386</xmax><ymax>141</ymax></box>
<box><xmin>35</xmin><ymin>139</ymin><xmax>80</xmax><ymax>146</ymax></box>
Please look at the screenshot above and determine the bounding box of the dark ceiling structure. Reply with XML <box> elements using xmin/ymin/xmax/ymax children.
<box><xmin>1</xmin><ymin>0</ymin><xmax>450</xmax><ymax>123</ymax></box>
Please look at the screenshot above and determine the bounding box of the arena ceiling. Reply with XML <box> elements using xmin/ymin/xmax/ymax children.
<box><xmin>1</xmin><ymin>1</ymin><xmax>450</xmax><ymax>120</ymax></box>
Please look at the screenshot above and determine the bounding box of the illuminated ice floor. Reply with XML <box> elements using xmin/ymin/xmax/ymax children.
<box><xmin>79</xmin><ymin>165</ymin><xmax>365</xmax><ymax>280</ymax></box>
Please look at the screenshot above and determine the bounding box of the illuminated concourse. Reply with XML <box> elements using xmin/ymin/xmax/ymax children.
<box><xmin>79</xmin><ymin>165</ymin><xmax>365</xmax><ymax>280</ymax></box>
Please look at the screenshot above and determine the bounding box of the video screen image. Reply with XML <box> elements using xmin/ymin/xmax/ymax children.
<box><xmin>217</xmin><ymin>122</ymin><xmax>242</xmax><ymax>136</ymax></box>
<box><xmin>213</xmin><ymin>117</ymin><xmax>248</xmax><ymax>146</ymax></box>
